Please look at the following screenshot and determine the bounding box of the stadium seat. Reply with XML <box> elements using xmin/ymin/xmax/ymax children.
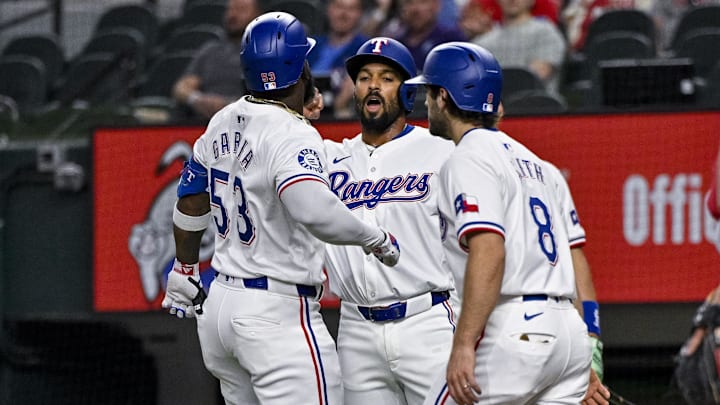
<box><xmin>672</xmin><ymin>28</ymin><xmax>720</xmax><ymax>78</ymax></box>
<box><xmin>501</xmin><ymin>67</ymin><xmax>545</xmax><ymax>102</ymax></box>
<box><xmin>79</xmin><ymin>27</ymin><xmax>147</xmax><ymax>75</ymax></box>
<box><xmin>134</xmin><ymin>51</ymin><xmax>195</xmax><ymax>99</ymax></box>
<box><xmin>94</xmin><ymin>4</ymin><xmax>159</xmax><ymax>50</ymax></box>
<box><xmin>0</xmin><ymin>55</ymin><xmax>47</xmax><ymax>113</ymax></box>
<box><xmin>1</xmin><ymin>34</ymin><xmax>65</xmax><ymax>88</ymax></box>
<box><xmin>585</xmin><ymin>31</ymin><xmax>656</xmax><ymax>66</ymax></box>
<box><xmin>700</xmin><ymin>61</ymin><xmax>720</xmax><ymax>107</ymax></box>
<box><xmin>183</xmin><ymin>0</ymin><xmax>227</xmax><ymax>14</ymax></box>
<box><xmin>584</xmin><ymin>9</ymin><xmax>656</xmax><ymax>52</ymax></box>
<box><xmin>176</xmin><ymin>3</ymin><xmax>226</xmax><ymax>29</ymax></box>
<box><xmin>669</xmin><ymin>5</ymin><xmax>720</xmax><ymax>51</ymax></box>
<box><xmin>54</xmin><ymin>52</ymin><xmax>132</xmax><ymax>105</ymax></box>
<box><xmin>159</xmin><ymin>24</ymin><xmax>223</xmax><ymax>54</ymax></box>
<box><xmin>503</xmin><ymin>89</ymin><xmax>567</xmax><ymax>115</ymax></box>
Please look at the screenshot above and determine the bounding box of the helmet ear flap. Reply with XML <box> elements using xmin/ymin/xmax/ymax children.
<box><xmin>400</xmin><ymin>83</ymin><xmax>417</xmax><ymax>112</ymax></box>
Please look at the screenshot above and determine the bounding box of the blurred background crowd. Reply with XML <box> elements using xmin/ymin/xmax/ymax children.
<box><xmin>0</xmin><ymin>0</ymin><xmax>718</xmax><ymax>138</ymax></box>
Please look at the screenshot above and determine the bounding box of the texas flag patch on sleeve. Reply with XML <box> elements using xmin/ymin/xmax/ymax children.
<box><xmin>454</xmin><ymin>193</ymin><xmax>479</xmax><ymax>214</ymax></box>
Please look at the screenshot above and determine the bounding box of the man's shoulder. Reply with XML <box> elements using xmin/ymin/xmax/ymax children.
<box><xmin>407</xmin><ymin>126</ymin><xmax>453</xmax><ymax>145</ymax></box>
<box><xmin>324</xmin><ymin>133</ymin><xmax>361</xmax><ymax>152</ymax></box>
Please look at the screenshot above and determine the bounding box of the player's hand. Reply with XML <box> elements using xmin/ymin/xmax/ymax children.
<box><xmin>363</xmin><ymin>230</ymin><xmax>400</xmax><ymax>266</ymax></box>
<box><xmin>582</xmin><ymin>368</ymin><xmax>610</xmax><ymax>405</ymax></box>
<box><xmin>161</xmin><ymin>259</ymin><xmax>207</xmax><ymax>319</ymax></box>
<box><xmin>589</xmin><ymin>335</ymin><xmax>604</xmax><ymax>381</ymax></box>
<box><xmin>446</xmin><ymin>343</ymin><xmax>481</xmax><ymax>404</ymax></box>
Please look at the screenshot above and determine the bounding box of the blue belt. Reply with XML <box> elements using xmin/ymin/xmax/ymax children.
<box><xmin>218</xmin><ymin>274</ymin><xmax>319</xmax><ymax>298</ymax></box>
<box><xmin>523</xmin><ymin>294</ymin><xmax>570</xmax><ymax>302</ymax></box>
<box><xmin>358</xmin><ymin>291</ymin><xmax>450</xmax><ymax>322</ymax></box>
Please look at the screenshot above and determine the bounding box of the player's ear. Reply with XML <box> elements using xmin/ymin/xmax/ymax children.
<box><xmin>437</xmin><ymin>87</ymin><xmax>450</xmax><ymax>109</ymax></box>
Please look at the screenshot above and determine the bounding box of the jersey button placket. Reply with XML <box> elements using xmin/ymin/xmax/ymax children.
<box><xmin>365</xmin><ymin>152</ymin><xmax>380</xmax><ymax>296</ymax></box>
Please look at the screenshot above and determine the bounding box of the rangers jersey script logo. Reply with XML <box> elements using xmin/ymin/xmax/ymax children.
<box><xmin>298</xmin><ymin>148</ymin><xmax>324</xmax><ymax>173</ymax></box>
<box><xmin>329</xmin><ymin>171</ymin><xmax>432</xmax><ymax>209</ymax></box>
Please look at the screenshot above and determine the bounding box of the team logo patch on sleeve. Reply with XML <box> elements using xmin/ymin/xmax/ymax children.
<box><xmin>570</xmin><ymin>209</ymin><xmax>580</xmax><ymax>225</ymax></box>
<box><xmin>455</xmin><ymin>193</ymin><xmax>479</xmax><ymax>214</ymax></box>
<box><xmin>298</xmin><ymin>148</ymin><xmax>324</xmax><ymax>173</ymax></box>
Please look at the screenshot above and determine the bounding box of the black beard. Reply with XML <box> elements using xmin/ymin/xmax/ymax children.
<box><xmin>355</xmin><ymin>93</ymin><xmax>403</xmax><ymax>134</ymax></box>
<box><xmin>303</xmin><ymin>73</ymin><xmax>316</xmax><ymax>105</ymax></box>
<box><xmin>428</xmin><ymin>116</ymin><xmax>451</xmax><ymax>140</ymax></box>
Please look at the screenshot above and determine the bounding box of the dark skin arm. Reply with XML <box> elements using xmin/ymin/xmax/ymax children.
<box><xmin>174</xmin><ymin>193</ymin><xmax>210</xmax><ymax>264</ymax></box>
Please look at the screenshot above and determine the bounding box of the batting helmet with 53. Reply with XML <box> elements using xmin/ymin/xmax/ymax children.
<box><xmin>406</xmin><ymin>42</ymin><xmax>503</xmax><ymax>113</ymax></box>
<box><xmin>345</xmin><ymin>37</ymin><xmax>418</xmax><ymax>112</ymax></box>
<box><xmin>240</xmin><ymin>12</ymin><xmax>316</xmax><ymax>92</ymax></box>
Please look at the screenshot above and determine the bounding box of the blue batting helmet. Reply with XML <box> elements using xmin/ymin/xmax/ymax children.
<box><xmin>406</xmin><ymin>42</ymin><xmax>502</xmax><ymax>113</ymax></box>
<box><xmin>240</xmin><ymin>12</ymin><xmax>316</xmax><ymax>92</ymax></box>
<box><xmin>345</xmin><ymin>37</ymin><xmax>418</xmax><ymax>112</ymax></box>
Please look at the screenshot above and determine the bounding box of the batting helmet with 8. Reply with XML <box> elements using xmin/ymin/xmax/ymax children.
<box><xmin>240</xmin><ymin>12</ymin><xmax>316</xmax><ymax>92</ymax></box>
<box><xmin>345</xmin><ymin>37</ymin><xmax>418</xmax><ymax>112</ymax></box>
<box><xmin>406</xmin><ymin>42</ymin><xmax>502</xmax><ymax>113</ymax></box>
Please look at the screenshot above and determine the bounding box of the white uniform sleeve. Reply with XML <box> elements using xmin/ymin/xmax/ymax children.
<box><xmin>444</xmin><ymin>150</ymin><xmax>505</xmax><ymax>250</ymax></box>
<box><xmin>547</xmin><ymin>161</ymin><xmax>586</xmax><ymax>247</ymax></box>
<box><xmin>280</xmin><ymin>179</ymin><xmax>385</xmax><ymax>247</ymax></box>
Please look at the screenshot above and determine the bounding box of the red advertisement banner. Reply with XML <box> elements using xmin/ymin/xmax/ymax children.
<box><xmin>93</xmin><ymin>112</ymin><xmax>720</xmax><ymax>311</ymax></box>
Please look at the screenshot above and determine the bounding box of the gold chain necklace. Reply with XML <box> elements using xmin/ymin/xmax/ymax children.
<box><xmin>247</xmin><ymin>95</ymin><xmax>308</xmax><ymax>123</ymax></box>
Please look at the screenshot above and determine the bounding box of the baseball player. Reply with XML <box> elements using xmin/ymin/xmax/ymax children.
<box><xmin>407</xmin><ymin>42</ymin><xmax>591</xmax><ymax>404</ymax></box>
<box><xmin>547</xmin><ymin>161</ymin><xmax>610</xmax><ymax>405</ymax></box>
<box><xmin>161</xmin><ymin>12</ymin><xmax>401</xmax><ymax>405</ymax></box>
<box><xmin>322</xmin><ymin>37</ymin><xmax>457</xmax><ymax>404</ymax></box>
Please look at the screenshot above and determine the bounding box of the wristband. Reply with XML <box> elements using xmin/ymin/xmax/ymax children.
<box><xmin>173</xmin><ymin>258</ymin><xmax>199</xmax><ymax>276</ymax></box>
<box><xmin>173</xmin><ymin>202</ymin><xmax>211</xmax><ymax>232</ymax></box>
<box><xmin>582</xmin><ymin>300</ymin><xmax>601</xmax><ymax>336</ymax></box>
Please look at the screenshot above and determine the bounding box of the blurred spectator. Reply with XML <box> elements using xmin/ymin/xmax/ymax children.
<box><xmin>380</xmin><ymin>0</ymin><xmax>466</xmax><ymax>71</ymax></box>
<box><xmin>474</xmin><ymin>0</ymin><xmax>566</xmax><ymax>94</ymax></box>
<box><xmin>466</xmin><ymin>0</ymin><xmax>561</xmax><ymax>26</ymax></box>
<box><xmin>172</xmin><ymin>0</ymin><xmax>261</xmax><ymax>121</ymax></box>
<box><xmin>362</xmin><ymin>0</ymin><xmax>461</xmax><ymax>37</ymax></box>
<box><xmin>561</xmin><ymin>0</ymin><xmax>638</xmax><ymax>51</ymax></box>
<box><xmin>527</xmin><ymin>0</ymin><xmax>561</xmax><ymax>24</ymax></box>
<box><xmin>308</xmin><ymin>0</ymin><xmax>367</xmax><ymax>76</ymax></box>
<box><xmin>307</xmin><ymin>0</ymin><xmax>368</xmax><ymax>117</ymax></box>
<box><xmin>360</xmin><ymin>0</ymin><xmax>399</xmax><ymax>37</ymax></box>
<box><xmin>459</xmin><ymin>0</ymin><xmax>497</xmax><ymax>40</ymax></box>
<box><xmin>650</xmin><ymin>0</ymin><xmax>720</xmax><ymax>51</ymax></box>
<box><xmin>437</xmin><ymin>0</ymin><xmax>461</xmax><ymax>30</ymax></box>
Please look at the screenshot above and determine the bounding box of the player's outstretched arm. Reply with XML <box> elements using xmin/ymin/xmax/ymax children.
<box><xmin>162</xmin><ymin>159</ymin><xmax>212</xmax><ymax>318</ymax></box>
<box><xmin>280</xmin><ymin>179</ymin><xmax>400</xmax><ymax>266</ymax></box>
<box><xmin>572</xmin><ymin>247</ymin><xmax>605</xmax><ymax>381</ymax></box>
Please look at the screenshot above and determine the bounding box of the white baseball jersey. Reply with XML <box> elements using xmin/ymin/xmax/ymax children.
<box><xmin>425</xmin><ymin>128</ymin><xmax>591</xmax><ymax>405</ymax></box>
<box><xmin>438</xmin><ymin>128</ymin><xmax>576</xmax><ymax>301</ymax></box>
<box><xmin>192</xmin><ymin>95</ymin><xmax>345</xmax><ymax>405</ymax></box>
<box><xmin>192</xmin><ymin>95</ymin><xmax>330</xmax><ymax>286</ymax></box>
<box><xmin>547</xmin><ymin>161</ymin><xmax>587</xmax><ymax>248</ymax></box>
<box><xmin>323</xmin><ymin>125</ymin><xmax>456</xmax><ymax>305</ymax></box>
<box><xmin>324</xmin><ymin>124</ymin><xmax>457</xmax><ymax>405</ymax></box>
